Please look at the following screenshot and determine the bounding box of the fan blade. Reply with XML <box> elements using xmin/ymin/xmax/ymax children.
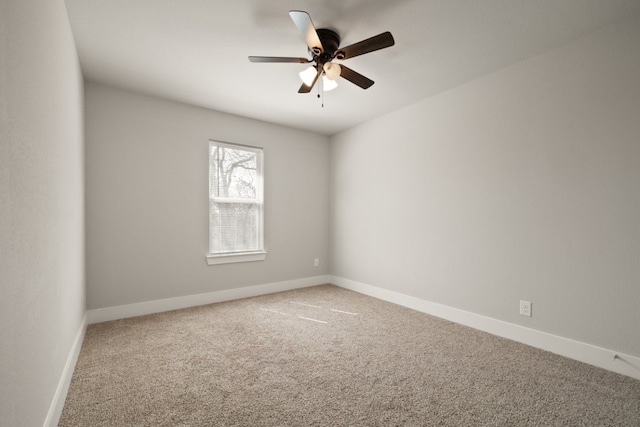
<box><xmin>289</xmin><ymin>10</ymin><xmax>324</xmax><ymax>55</ymax></box>
<box><xmin>249</xmin><ymin>56</ymin><xmax>311</xmax><ymax>63</ymax></box>
<box><xmin>298</xmin><ymin>68</ymin><xmax>321</xmax><ymax>93</ymax></box>
<box><xmin>339</xmin><ymin>65</ymin><xmax>374</xmax><ymax>89</ymax></box>
<box><xmin>335</xmin><ymin>31</ymin><xmax>395</xmax><ymax>60</ymax></box>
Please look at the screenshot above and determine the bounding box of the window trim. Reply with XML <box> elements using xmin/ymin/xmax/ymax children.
<box><xmin>206</xmin><ymin>250</ymin><xmax>267</xmax><ymax>266</ymax></box>
<box><xmin>207</xmin><ymin>140</ymin><xmax>266</xmax><ymax>265</ymax></box>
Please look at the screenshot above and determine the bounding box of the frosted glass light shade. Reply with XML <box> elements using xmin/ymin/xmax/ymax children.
<box><xmin>323</xmin><ymin>62</ymin><xmax>341</xmax><ymax>80</ymax></box>
<box><xmin>322</xmin><ymin>76</ymin><xmax>338</xmax><ymax>91</ymax></box>
<box><xmin>299</xmin><ymin>66</ymin><xmax>317</xmax><ymax>86</ymax></box>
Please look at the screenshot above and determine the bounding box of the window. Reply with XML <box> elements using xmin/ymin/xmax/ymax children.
<box><xmin>207</xmin><ymin>140</ymin><xmax>265</xmax><ymax>265</ymax></box>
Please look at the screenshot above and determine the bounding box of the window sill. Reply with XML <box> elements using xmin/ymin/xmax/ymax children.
<box><xmin>206</xmin><ymin>251</ymin><xmax>267</xmax><ymax>266</ymax></box>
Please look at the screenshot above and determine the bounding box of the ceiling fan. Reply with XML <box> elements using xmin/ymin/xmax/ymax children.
<box><xmin>249</xmin><ymin>10</ymin><xmax>395</xmax><ymax>93</ymax></box>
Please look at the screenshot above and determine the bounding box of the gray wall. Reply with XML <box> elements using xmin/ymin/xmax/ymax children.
<box><xmin>85</xmin><ymin>83</ymin><xmax>330</xmax><ymax>309</ymax></box>
<box><xmin>330</xmin><ymin>16</ymin><xmax>640</xmax><ymax>357</ymax></box>
<box><xmin>0</xmin><ymin>0</ymin><xmax>86</xmax><ymax>425</ymax></box>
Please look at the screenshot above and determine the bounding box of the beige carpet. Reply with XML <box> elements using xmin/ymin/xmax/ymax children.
<box><xmin>60</xmin><ymin>285</ymin><xmax>640</xmax><ymax>426</ymax></box>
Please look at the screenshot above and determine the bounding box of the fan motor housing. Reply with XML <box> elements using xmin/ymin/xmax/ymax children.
<box><xmin>314</xmin><ymin>28</ymin><xmax>341</xmax><ymax>62</ymax></box>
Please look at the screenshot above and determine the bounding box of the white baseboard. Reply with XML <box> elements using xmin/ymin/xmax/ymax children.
<box><xmin>87</xmin><ymin>275</ymin><xmax>332</xmax><ymax>324</ymax></box>
<box><xmin>331</xmin><ymin>275</ymin><xmax>640</xmax><ymax>381</ymax></box>
<box><xmin>44</xmin><ymin>313</ymin><xmax>87</xmax><ymax>427</ymax></box>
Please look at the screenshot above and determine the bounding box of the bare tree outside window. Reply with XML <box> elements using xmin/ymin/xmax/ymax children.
<box><xmin>209</xmin><ymin>142</ymin><xmax>264</xmax><ymax>254</ymax></box>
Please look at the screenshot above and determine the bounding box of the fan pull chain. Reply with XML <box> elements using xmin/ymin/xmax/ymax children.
<box><xmin>318</xmin><ymin>73</ymin><xmax>325</xmax><ymax>108</ymax></box>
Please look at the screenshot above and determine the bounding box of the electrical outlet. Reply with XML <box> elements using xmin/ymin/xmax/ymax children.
<box><xmin>314</xmin><ymin>258</ymin><xmax>320</xmax><ymax>267</ymax></box>
<box><xmin>519</xmin><ymin>300</ymin><xmax>532</xmax><ymax>317</ymax></box>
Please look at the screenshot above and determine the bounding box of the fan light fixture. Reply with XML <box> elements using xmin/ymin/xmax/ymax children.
<box><xmin>299</xmin><ymin>66</ymin><xmax>338</xmax><ymax>91</ymax></box>
<box><xmin>323</xmin><ymin>77</ymin><xmax>338</xmax><ymax>91</ymax></box>
<box><xmin>299</xmin><ymin>66</ymin><xmax>317</xmax><ymax>86</ymax></box>
<box><xmin>323</xmin><ymin>62</ymin><xmax>341</xmax><ymax>80</ymax></box>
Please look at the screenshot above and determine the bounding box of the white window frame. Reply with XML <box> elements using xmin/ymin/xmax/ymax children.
<box><xmin>206</xmin><ymin>140</ymin><xmax>266</xmax><ymax>265</ymax></box>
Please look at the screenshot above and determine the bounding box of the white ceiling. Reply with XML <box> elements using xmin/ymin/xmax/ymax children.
<box><xmin>64</xmin><ymin>0</ymin><xmax>640</xmax><ymax>136</ymax></box>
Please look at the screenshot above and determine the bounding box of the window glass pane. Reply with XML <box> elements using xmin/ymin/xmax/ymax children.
<box><xmin>210</xmin><ymin>202</ymin><xmax>259</xmax><ymax>253</ymax></box>
<box><xmin>210</xmin><ymin>146</ymin><xmax>257</xmax><ymax>199</ymax></box>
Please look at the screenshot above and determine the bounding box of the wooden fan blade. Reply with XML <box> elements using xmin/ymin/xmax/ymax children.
<box><xmin>298</xmin><ymin>68</ymin><xmax>321</xmax><ymax>93</ymax></box>
<box><xmin>248</xmin><ymin>56</ymin><xmax>311</xmax><ymax>63</ymax></box>
<box><xmin>339</xmin><ymin>65</ymin><xmax>374</xmax><ymax>89</ymax></box>
<box><xmin>336</xmin><ymin>31</ymin><xmax>395</xmax><ymax>60</ymax></box>
<box><xmin>289</xmin><ymin>10</ymin><xmax>324</xmax><ymax>54</ymax></box>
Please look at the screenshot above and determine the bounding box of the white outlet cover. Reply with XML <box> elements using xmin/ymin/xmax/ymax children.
<box><xmin>520</xmin><ymin>300</ymin><xmax>532</xmax><ymax>317</ymax></box>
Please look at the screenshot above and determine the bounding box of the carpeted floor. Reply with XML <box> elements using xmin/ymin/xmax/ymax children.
<box><xmin>59</xmin><ymin>285</ymin><xmax>640</xmax><ymax>426</ymax></box>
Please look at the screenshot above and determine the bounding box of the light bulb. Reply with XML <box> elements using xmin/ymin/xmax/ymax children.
<box><xmin>322</xmin><ymin>76</ymin><xmax>338</xmax><ymax>91</ymax></box>
<box><xmin>299</xmin><ymin>66</ymin><xmax>317</xmax><ymax>86</ymax></box>
<box><xmin>323</xmin><ymin>62</ymin><xmax>341</xmax><ymax>80</ymax></box>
